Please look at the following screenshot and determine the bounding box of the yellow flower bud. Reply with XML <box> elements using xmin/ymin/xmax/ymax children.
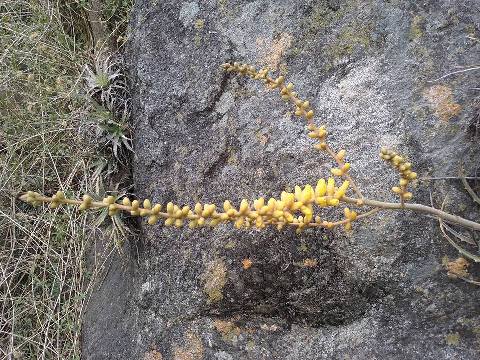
<box><xmin>143</xmin><ymin>199</ymin><xmax>152</xmax><ymax>209</ymax></box>
<box><xmin>224</xmin><ymin>200</ymin><xmax>233</xmax><ymax>211</ymax></box>
<box><xmin>392</xmin><ymin>187</ymin><xmax>402</xmax><ymax>194</ymax></box>
<box><xmin>301</xmin><ymin>184</ymin><xmax>314</xmax><ymax>203</ymax></box>
<box><xmin>326</xmin><ymin>178</ymin><xmax>335</xmax><ymax>196</ymax></box>
<box><xmin>235</xmin><ymin>217</ymin><xmax>244</xmax><ymax>228</ymax></box>
<box><xmin>181</xmin><ymin>206</ymin><xmax>190</xmax><ymax>216</ymax></box>
<box><xmin>342</xmin><ymin>163</ymin><xmax>351</xmax><ymax>172</ymax></box>
<box><xmin>306</xmin><ymin>110</ymin><xmax>314</xmax><ymax>120</ymax></box>
<box><xmin>194</xmin><ymin>202</ymin><xmax>202</xmax><ymax>214</ymax></box>
<box><xmin>399</xmin><ymin>178</ymin><xmax>409</xmax><ymax>186</ymax></box>
<box><xmin>175</xmin><ymin>219</ymin><xmax>184</xmax><ymax>227</ymax></box>
<box><xmin>334</xmin><ymin>180</ymin><xmax>350</xmax><ymax>199</ymax></box>
<box><xmin>337</xmin><ymin>149</ymin><xmax>346</xmax><ymax>161</ymax></box>
<box><xmin>239</xmin><ymin>199</ymin><xmax>249</xmax><ymax>214</ymax></box>
<box><xmin>315</xmin><ymin>179</ymin><xmax>327</xmax><ymax>197</ymax></box>
<box><xmin>331</xmin><ymin>168</ymin><xmax>343</xmax><ymax>176</ymax></box>
<box><xmin>131</xmin><ymin>200</ymin><xmax>139</xmax><ymax>210</ymax></box>
<box><xmin>148</xmin><ymin>215</ymin><xmax>159</xmax><ymax>225</ymax></box>
<box><xmin>122</xmin><ymin>197</ymin><xmax>131</xmax><ymax>206</ymax></box>
<box><xmin>327</xmin><ymin>198</ymin><xmax>339</xmax><ymax>206</ymax></box>
<box><xmin>408</xmin><ymin>172</ymin><xmax>417</xmax><ymax>180</ymax></box>
<box><xmin>198</xmin><ymin>217</ymin><xmax>205</xmax><ymax>226</ymax></box>
<box><xmin>152</xmin><ymin>204</ymin><xmax>162</xmax><ymax>214</ymax></box>
<box><xmin>403</xmin><ymin>192</ymin><xmax>413</xmax><ymax>200</ymax></box>
<box><xmin>165</xmin><ymin>218</ymin><xmax>174</xmax><ymax>226</ymax></box>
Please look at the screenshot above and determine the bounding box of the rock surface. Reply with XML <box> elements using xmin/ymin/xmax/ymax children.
<box><xmin>83</xmin><ymin>0</ymin><xmax>480</xmax><ymax>359</ymax></box>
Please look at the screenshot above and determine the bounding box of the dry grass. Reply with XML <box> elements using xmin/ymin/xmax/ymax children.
<box><xmin>0</xmin><ymin>1</ymin><xmax>132</xmax><ymax>358</ymax></box>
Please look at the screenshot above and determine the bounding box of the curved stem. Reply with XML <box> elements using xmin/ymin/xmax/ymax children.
<box><xmin>342</xmin><ymin>196</ymin><xmax>480</xmax><ymax>231</ymax></box>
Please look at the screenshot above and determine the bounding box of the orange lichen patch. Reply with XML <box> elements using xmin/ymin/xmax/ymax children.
<box><xmin>242</xmin><ymin>258</ymin><xmax>253</xmax><ymax>269</ymax></box>
<box><xmin>423</xmin><ymin>85</ymin><xmax>461</xmax><ymax>121</ymax></box>
<box><xmin>303</xmin><ymin>258</ymin><xmax>318</xmax><ymax>268</ymax></box>
<box><xmin>256</xmin><ymin>33</ymin><xmax>293</xmax><ymax>70</ymax></box>
<box><xmin>202</xmin><ymin>259</ymin><xmax>227</xmax><ymax>303</ymax></box>
<box><xmin>173</xmin><ymin>331</ymin><xmax>204</xmax><ymax>360</ymax></box>
<box><xmin>445</xmin><ymin>257</ymin><xmax>470</xmax><ymax>278</ymax></box>
<box><xmin>144</xmin><ymin>349</ymin><xmax>163</xmax><ymax>360</ymax></box>
<box><xmin>213</xmin><ymin>319</ymin><xmax>241</xmax><ymax>342</ymax></box>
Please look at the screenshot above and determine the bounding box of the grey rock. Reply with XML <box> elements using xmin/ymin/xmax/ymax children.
<box><xmin>83</xmin><ymin>0</ymin><xmax>480</xmax><ymax>359</ymax></box>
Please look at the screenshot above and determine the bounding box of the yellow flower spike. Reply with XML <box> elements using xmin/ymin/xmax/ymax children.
<box><xmin>239</xmin><ymin>199</ymin><xmax>249</xmax><ymax>214</ymax></box>
<box><xmin>315</xmin><ymin>179</ymin><xmax>327</xmax><ymax>197</ymax></box>
<box><xmin>326</xmin><ymin>178</ymin><xmax>335</xmax><ymax>196</ymax></box>
<box><xmin>194</xmin><ymin>202</ymin><xmax>202</xmax><ymax>215</ymax></box>
<box><xmin>148</xmin><ymin>215</ymin><xmax>159</xmax><ymax>225</ymax></box>
<box><xmin>181</xmin><ymin>206</ymin><xmax>190</xmax><ymax>216</ymax></box>
<box><xmin>143</xmin><ymin>199</ymin><xmax>152</xmax><ymax>209</ymax></box>
<box><xmin>403</xmin><ymin>192</ymin><xmax>413</xmax><ymax>200</ymax></box>
<box><xmin>342</xmin><ymin>163</ymin><xmax>351</xmax><ymax>172</ymax></box>
<box><xmin>122</xmin><ymin>197</ymin><xmax>131</xmax><ymax>206</ymax></box>
<box><xmin>305</xmin><ymin>110</ymin><xmax>314</xmax><ymax>120</ymax></box>
<box><xmin>331</xmin><ymin>168</ymin><xmax>343</xmax><ymax>176</ymax></box>
<box><xmin>165</xmin><ymin>218</ymin><xmax>174</xmax><ymax>226</ymax></box>
<box><xmin>392</xmin><ymin>187</ymin><xmax>402</xmax><ymax>194</ymax></box>
<box><xmin>334</xmin><ymin>180</ymin><xmax>350</xmax><ymax>199</ymax></box>
<box><xmin>224</xmin><ymin>200</ymin><xmax>233</xmax><ymax>211</ymax></box>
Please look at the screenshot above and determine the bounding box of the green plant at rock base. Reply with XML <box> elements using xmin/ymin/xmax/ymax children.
<box><xmin>20</xmin><ymin>62</ymin><xmax>480</xmax><ymax>239</ymax></box>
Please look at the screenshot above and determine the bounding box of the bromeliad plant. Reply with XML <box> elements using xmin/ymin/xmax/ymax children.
<box><xmin>20</xmin><ymin>62</ymin><xmax>480</xmax><ymax>237</ymax></box>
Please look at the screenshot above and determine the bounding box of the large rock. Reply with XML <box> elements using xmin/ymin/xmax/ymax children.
<box><xmin>84</xmin><ymin>0</ymin><xmax>480</xmax><ymax>358</ymax></box>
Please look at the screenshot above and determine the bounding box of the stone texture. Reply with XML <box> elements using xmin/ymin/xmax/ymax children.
<box><xmin>83</xmin><ymin>0</ymin><xmax>480</xmax><ymax>359</ymax></box>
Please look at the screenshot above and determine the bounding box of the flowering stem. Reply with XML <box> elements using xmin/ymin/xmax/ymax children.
<box><xmin>342</xmin><ymin>196</ymin><xmax>480</xmax><ymax>231</ymax></box>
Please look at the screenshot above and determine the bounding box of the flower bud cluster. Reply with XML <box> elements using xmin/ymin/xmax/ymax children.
<box><xmin>222</xmin><ymin>62</ymin><xmax>315</xmax><ymax>124</ymax></box>
<box><xmin>343</xmin><ymin>207</ymin><xmax>358</xmax><ymax>231</ymax></box>
<box><xmin>380</xmin><ymin>148</ymin><xmax>417</xmax><ymax>202</ymax></box>
<box><xmin>20</xmin><ymin>177</ymin><xmax>357</xmax><ymax>233</ymax></box>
